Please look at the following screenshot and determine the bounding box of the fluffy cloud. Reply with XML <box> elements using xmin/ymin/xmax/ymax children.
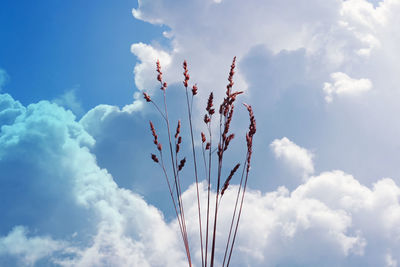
<box><xmin>0</xmin><ymin>93</ymin><xmax>185</xmax><ymax>266</ymax></box>
<box><xmin>130</xmin><ymin>0</ymin><xmax>383</xmax><ymax>102</ymax></box>
<box><xmin>130</xmin><ymin>43</ymin><xmax>172</xmax><ymax>93</ymax></box>
<box><xmin>323</xmin><ymin>72</ymin><xmax>372</xmax><ymax>102</ymax></box>
<box><xmin>270</xmin><ymin>137</ymin><xmax>314</xmax><ymax>178</ymax></box>
<box><xmin>180</xmin><ymin>171</ymin><xmax>400</xmax><ymax>266</ymax></box>
<box><xmin>1</xmin><ymin>91</ymin><xmax>400</xmax><ymax>267</ymax></box>
<box><xmin>3</xmin><ymin>0</ymin><xmax>400</xmax><ymax>266</ymax></box>
<box><xmin>0</xmin><ymin>226</ymin><xmax>66</xmax><ymax>266</ymax></box>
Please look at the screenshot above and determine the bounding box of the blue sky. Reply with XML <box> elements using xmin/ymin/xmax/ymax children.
<box><xmin>0</xmin><ymin>0</ymin><xmax>166</xmax><ymax>109</ymax></box>
<box><xmin>2</xmin><ymin>0</ymin><xmax>400</xmax><ymax>266</ymax></box>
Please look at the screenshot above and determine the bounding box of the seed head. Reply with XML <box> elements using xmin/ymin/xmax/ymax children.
<box><xmin>156</xmin><ymin>60</ymin><xmax>162</xmax><ymax>82</ymax></box>
<box><xmin>175</xmin><ymin>120</ymin><xmax>181</xmax><ymax>139</ymax></box>
<box><xmin>183</xmin><ymin>60</ymin><xmax>190</xmax><ymax>88</ymax></box>
<box><xmin>221</xmin><ymin>163</ymin><xmax>240</xmax><ymax>196</ymax></box>
<box><xmin>178</xmin><ymin>157</ymin><xmax>186</xmax><ymax>171</ymax></box>
<box><xmin>205</xmin><ymin>142</ymin><xmax>210</xmax><ymax>150</ymax></box>
<box><xmin>224</xmin><ymin>133</ymin><xmax>235</xmax><ymax>151</ymax></box>
<box><xmin>204</xmin><ymin>114</ymin><xmax>210</xmax><ymax>124</ymax></box>
<box><xmin>192</xmin><ymin>84</ymin><xmax>198</xmax><ymax>95</ymax></box>
<box><xmin>149</xmin><ymin>121</ymin><xmax>158</xmax><ymax>145</ymax></box>
<box><xmin>143</xmin><ymin>92</ymin><xmax>151</xmax><ymax>102</ymax></box>
<box><xmin>151</xmin><ymin>153</ymin><xmax>159</xmax><ymax>163</ymax></box>
<box><xmin>226</xmin><ymin>56</ymin><xmax>236</xmax><ymax>96</ymax></box>
<box><xmin>243</xmin><ymin>103</ymin><xmax>256</xmax><ymax>172</ymax></box>
<box><xmin>201</xmin><ymin>132</ymin><xmax>206</xmax><ymax>143</ymax></box>
<box><xmin>206</xmin><ymin>92</ymin><xmax>215</xmax><ymax>115</ymax></box>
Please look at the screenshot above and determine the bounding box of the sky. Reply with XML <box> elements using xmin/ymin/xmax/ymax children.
<box><xmin>1</xmin><ymin>0</ymin><xmax>400</xmax><ymax>266</ymax></box>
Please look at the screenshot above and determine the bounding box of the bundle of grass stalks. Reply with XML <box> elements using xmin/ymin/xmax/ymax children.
<box><xmin>144</xmin><ymin>57</ymin><xmax>256</xmax><ymax>267</ymax></box>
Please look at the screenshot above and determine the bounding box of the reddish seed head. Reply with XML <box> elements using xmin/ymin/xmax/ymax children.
<box><xmin>192</xmin><ymin>84</ymin><xmax>198</xmax><ymax>95</ymax></box>
<box><xmin>175</xmin><ymin>120</ymin><xmax>181</xmax><ymax>139</ymax></box>
<box><xmin>205</xmin><ymin>142</ymin><xmax>210</xmax><ymax>150</ymax></box>
<box><xmin>156</xmin><ymin>60</ymin><xmax>163</xmax><ymax>82</ymax></box>
<box><xmin>243</xmin><ymin>103</ymin><xmax>256</xmax><ymax>136</ymax></box>
<box><xmin>151</xmin><ymin>153</ymin><xmax>159</xmax><ymax>163</ymax></box>
<box><xmin>149</xmin><ymin>121</ymin><xmax>158</xmax><ymax>145</ymax></box>
<box><xmin>226</xmin><ymin>56</ymin><xmax>237</xmax><ymax>96</ymax></box>
<box><xmin>178</xmin><ymin>136</ymin><xmax>182</xmax><ymax>144</ymax></box>
<box><xmin>204</xmin><ymin>114</ymin><xmax>210</xmax><ymax>124</ymax></box>
<box><xmin>156</xmin><ymin>60</ymin><xmax>161</xmax><ymax>71</ymax></box>
<box><xmin>178</xmin><ymin>157</ymin><xmax>186</xmax><ymax>171</ymax></box>
<box><xmin>221</xmin><ymin>163</ymin><xmax>240</xmax><ymax>196</ymax></box>
<box><xmin>157</xmin><ymin>143</ymin><xmax>162</xmax><ymax>151</ymax></box>
<box><xmin>223</xmin><ymin>105</ymin><xmax>234</xmax><ymax>138</ymax></box>
<box><xmin>183</xmin><ymin>60</ymin><xmax>190</xmax><ymax>88</ymax></box>
<box><xmin>143</xmin><ymin>92</ymin><xmax>151</xmax><ymax>102</ymax></box>
<box><xmin>224</xmin><ymin>133</ymin><xmax>235</xmax><ymax>151</ymax></box>
<box><xmin>243</xmin><ymin>103</ymin><xmax>256</xmax><ymax>172</ymax></box>
<box><xmin>201</xmin><ymin>132</ymin><xmax>206</xmax><ymax>143</ymax></box>
<box><xmin>206</xmin><ymin>92</ymin><xmax>214</xmax><ymax>115</ymax></box>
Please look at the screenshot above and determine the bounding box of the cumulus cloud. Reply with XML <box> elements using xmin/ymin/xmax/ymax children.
<box><xmin>3</xmin><ymin>0</ymin><xmax>400</xmax><ymax>266</ymax></box>
<box><xmin>0</xmin><ymin>93</ymin><xmax>185</xmax><ymax>266</ymax></box>
<box><xmin>180</xmin><ymin>170</ymin><xmax>400</xmax><ymax>267</ymax></box>
<box><xmin>271</xmin><ymin>137</ymin><xmax>314</xmax><ymax>179</ymax></box>
<box><xmin>130</xmin><ymin>42</ymin><xmax>172</xmax><ymax>93</ymax></box>
<box><xmin>0</xmin><ymin>226</ymin><xmax>66</xmax><ymax>266</ymax></box>
<box><xmin>129</xmin><ymin>0</ymin><xmax>387</xmax><ymax>104</ymax></box>
<box><xmin>323</xmin><ymin>72</ymin><xmax>372</xmax><ymax>102</ymax></box>
<box><xmin>2</xmin><ymin>90</ymin><xmax>400</xmax><ymax>266</ymax></box>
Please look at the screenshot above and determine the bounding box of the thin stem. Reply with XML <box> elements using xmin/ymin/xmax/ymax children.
<box><xmin>174</xmin><ymin>139</ymin><xmax>190</xmax><ymax>261</ymax></box>
<box><xmin>159</xmin><ymin>152</ymin><xmax>191</xmax><ymax>263</ymax></box>
<box><xmin>185</xmin><ymin>87</ymin><xmax>204</xmax><ymax>267</ymax></box>
<box><xmin>150</xmin><ymin>100</ymin><xmax>167</xmax><ymax>122</ymax></box>
<box><xmin>210</xmin><ymin>113</ymin><xmax>226</xmax><ymax>267</ymax></box>
<box><xmin>201</xmin><ymin>143</ymin><xmax>208</xmax><ymax>181</ymax></box>
<box><xmin>204</xmin><ymin>124</ymin><xmax>212</xmax><ymax>267</ymax></box>
<box><xmin>163</xmin><ymin>88</ymin><xmax>192</xmax><ymax>267</ymax></box>
<box><xmin>226</xmin><ymin>156</ymin><xmax>251</xmax><ymax>267</ymax></box>
<box><xmin>210</xmin><ymin>152</ymin><xmax>223</xmax><ymax>267</ymax></box>
<box><xmin>222</xmin><ymin>152</ymin><xmax>248</xmax><ymax>267</ymax></box>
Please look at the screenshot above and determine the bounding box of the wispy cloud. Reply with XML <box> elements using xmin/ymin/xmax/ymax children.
<box><xmin>53</xmin><ymin>87</ymin><xmax>85</xmax><ymax>116</ymax></box>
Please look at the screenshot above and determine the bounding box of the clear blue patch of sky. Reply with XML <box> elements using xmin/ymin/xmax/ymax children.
<box><xmin>0</xmin><ymin>0</ymin><xmax>169</xmax><ymax>112</ymax></box>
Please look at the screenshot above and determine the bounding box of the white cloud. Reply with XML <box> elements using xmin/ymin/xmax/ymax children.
<box><xmin>2</xmin><ymin>90</ymin><xmax>400</xmax><ymax>266</ymax></box>
<box><xmin>129</xmin><ymin>0</ymin><xmax>388</xmax><ymax>105</ymax></box>
<box><xmin>130</xmin><ymin>42</ymin><xmax>172</xmax><ymax>93</ymax></box>
<box><xmin>0</xmin><ymin>93</ymin><xmax>185</xmax><ymax>266</ymax></box>
<box><xmin>4</xmin><ymin>0</ymin><xmax>400</xmax><ymax>265</ymax></box>
<box><xmin>179</xmin><ymin>170</ymin><xmax>400</xmax><ymax>266</ymax></box>
<box><xmin>323</xmin><ymin>72</ymin><xmax>372</xmax><ymax>102</ymax></box>
<box><xmin>271</xmin><ymin>137</ymin><xmax>314</xmax><ymax>178</ymax></box>
<box><xmin>0</xmin><ymin>226</ymin><xmax>66</xmax><ymax>266</ymax></box>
